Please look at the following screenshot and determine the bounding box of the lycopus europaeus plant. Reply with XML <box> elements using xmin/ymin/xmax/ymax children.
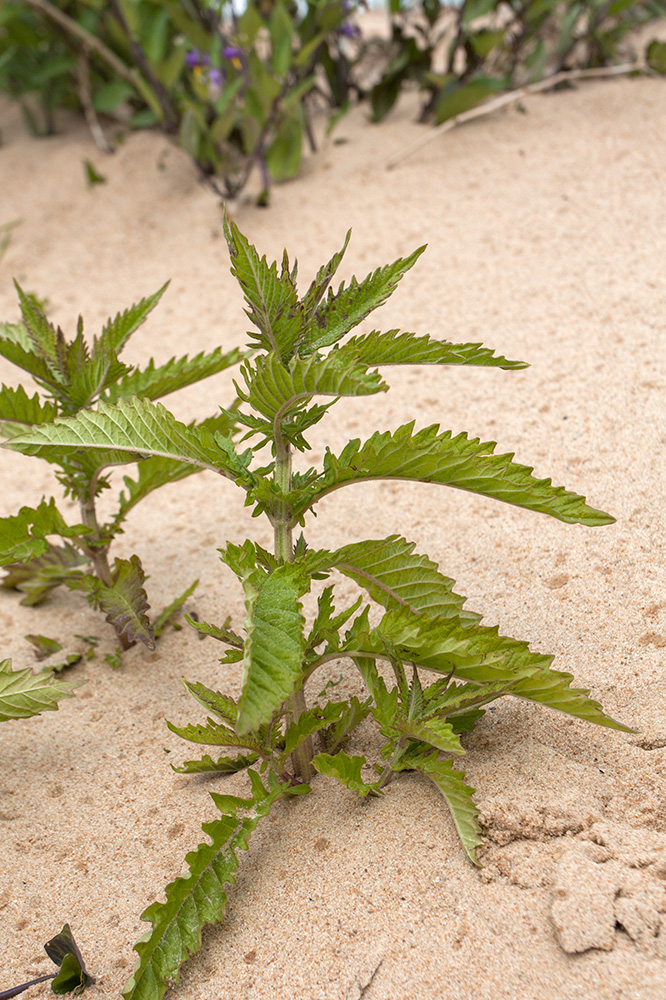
<box><xmin>0</xmin><ymin>283</ymin><xmax>242</xmax><ymax>653</ymax></box>
<box><xmin>4</xmin><ymin>219</ymin><xmax>629</xmax><ymax>999</ymax></box>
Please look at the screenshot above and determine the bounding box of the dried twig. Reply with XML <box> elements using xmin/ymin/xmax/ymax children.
<box><xmin>386</xmin><ymin>62</ymin><xmax>642</xmax><ymax>171</ymax></box>
<box><xmin>77</xmin><ymin>49</ymin><xmax>111</xmax><ymax>154</ymax></box>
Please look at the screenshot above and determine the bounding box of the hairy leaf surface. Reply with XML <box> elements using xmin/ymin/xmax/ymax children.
<box><xmin>332</xmin><ymin>330</ymin><xmax>527</xmax><ymax>370</ymax></box>
<box><xmin>1</xmin><ymin>542</ymin><xmax>89</xmax><ymax>605</ymax></box>
<box><xmin>292</xmin><ymin>422</ymin><xmax>614</xmax><ymax>526</ymax></box>
<box><xmin>238</xmin><ymin>351</ymin><xmax>387</xmax><ymax>429</ymax></box>
<box><xmin>224</xmin><ymin>216</ymin><xmax>302</xmax><ymax>359</ymax></box>
<box><xmin>0</xmin><ymin>384</ymin><xmax>56</xmax><ymax>437</ymax></box>
<box><xmin>398</xmin><ymin>751</ymin><xmax>483</xmax><ymax>865</ymax></box>
<box><xmin>302</xmin><ymin>245</ymin><xmax>427</xmax><ymax>353</ymax></box>
<box><xmin>235</xmin><ymin>560</ymin><xmax>308</xmax><ymax>734</ymax></box>
<box><xmin>123</xmin><ymin>775</ymin><xmax>286</xmax><ymax>1000</ymax></box>
<box><xmin>104</xmin><ymin>346</ymin><xmax>244</xmax><ymax>404</ymax></box>
<box><xmin>85</xmin><ymin>556</ymin><xmax>155</xmax><ymax>649</ymax></box>
<box><xmin>0</xmin><ymin>658</ymin><xmax>79</xmax><ymax>722</ymax></box>
<box><xmin>313</xmin><ymin>751</ymin><xmax>381</xmax><ymax>796</ymax></box>
<box><xmin>4</xmin><ymin>398</ymin><xmax>239</xmax><ymax>479</ymax></box>
<box><xmin>0</xmin><ymin>499</ymin><xmax>89</xmax><ymax>565</ymax></box>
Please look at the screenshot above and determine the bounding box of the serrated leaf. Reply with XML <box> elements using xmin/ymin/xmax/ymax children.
<box><xmin>14</xmin><ymin>281</ymin><xmax>59</xmax><ymax>368</ymax></box>
<box><xmin>236</xmin><ymin>560</ymin><xmax>309</xmax><ymax>735</ymax></box>
<box><xmin>153</xmin><ymin>580</ymin><xmax>198</xmax><ymax>639</ymax></box>
<box><xmin>321</xmin><ymin>696</ymin><xmax>372</xmax><ymax>752</ymax></box>
<box><xmin>167</xmin><ymin>717</ymin><xmax>263</xmax><ymax>753</ymax></box>
<box><xmin>104</xmin><ymin>346</ymin><xmax>244</xmax><ymax>404</ymax></box>
<box><xmin>97</xmin><ymin>284</ymin><xmax>169</xmax><ymax>356</ymax></box>
<box><xmin>398</xmin><ymin>752</ymin><xmax>483</xmax><ymax>865</ymax></box>
<box><xmin>0</xmin><ymin>383</ymin><xmax>56</xmax><ymax>438</ymax></box>
<box><xmin>281</xmin><ymin>700</ymin><xmax>349</xmax><ymax>760</ymax></box>
<box><xmin>0</xmin><ymin>658</ymin><xmax>79</xmax><ymax>722</ymax></box>
<box><xmin>4</xmin><ymin>398</ymin><xmax>239</xmax><ymax>480</ymax></box>
<box><xmin>1</xmin><ymin>542</ymin><xmax>89</xmax><ymax>605</ymax></box>
<box><xmin>183</xmin><ymin>615</ymin><xmax>244</xmax><ymax>649</ymax></box>
<box><xmin>237</xmin><ymin>350</ymin><xmax>387</xmax><ymax>433</ymax></box>
<box><xmin>332</xmin><ymin>329</ymin><xmax>527</xmax><ymax>370</ymax></box>
<box><xmin>313</xmin><ymin>750</ymin><xmax>381</xmax><ymax>796</ymax></box>
<box><xmin>65</xmin><ymin>352</ymin><xmax>132</xmax><ymax>410</ymax></box>
<box><xmin>112</xmin><ymin>410</ymin><xmax>241</xmax><ymax>527</ymax></box>
<box><xmin>224</xmin><ymin>215</ymin><xmax>303</xmax><ymax>359</ymax></box>
<box><xmin>293</xmin><ymin>422</ymin><xmax>615</xmax><ymax>526</ymax></box>
<box><xmin>122</xmin><ymin>777</ymin><xmax>286</xmax><ymax>1000</ymax></box>
<box><xmin>305</xmin><ymin>535</ymin><xmax>480</xmax><ymax>625</ymax></box>
<box><xmin>398</xmin><ymin>715</ymin><xmax>464</xmax><ymax>755</ymax></box>
<box><xmin>353</xmin><ymin>605</ymin><xmax>629</xmax><ymax>732</ymax></box>
<box><xmin>0</xmin><ymin>499</ymin><xmax>89</xmax><ymax>566</ymax></box>
<box><xmin>300</xmin><ymin>230</ymin><xmax>351</xmax><ymax>326</ymax></box>
<box><xmin>0</xmin><ymin>323</ymin><xmax>53</xmax><ymax>385</ymax></box>
<box><xmin>171</xmin><ymin>752</ymin><xmax>258</xmax><ymax>775</ymax></box>
<box><xmin>302</xmin><ymin>245</ymin><xmax>426</xmax><ymax>353</ymax></box>
<box><xmin>88</xmin><ymin>555</ymin><xmax>155</xmax><ymax>649</ymax></box>
<box><xmin>182</xmin><ymin>679</ymin><xmax>238</xmax><ymax>725</ymax></box>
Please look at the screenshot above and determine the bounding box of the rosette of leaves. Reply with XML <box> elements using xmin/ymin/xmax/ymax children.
<box><xmin>0</xmin><ymin>283</ymin><xmax>242</xmax><ymax>650</ymax></box>
<box><xmin>4</xmin><ymin>219</ymin><xmax>629</xmax><ymax>999</ymax></box>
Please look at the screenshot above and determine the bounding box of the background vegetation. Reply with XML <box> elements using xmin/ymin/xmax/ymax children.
<box><xmin>1</xmin><ymin>0</ymin><xmax>665</xmax><ymax>200</ymax></box>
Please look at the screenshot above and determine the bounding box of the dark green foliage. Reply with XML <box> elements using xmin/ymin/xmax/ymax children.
<box><xmin>0</xmin><ymin>283</ymin><xmax>240</xmax><ymax>651</ymax></box>
<box><xmin>10</xmin><ymin>221</ymin><xmax>628</xmax><ymax>997</ymax></box>
<box><xmin>365</xmin><ymin>0</ymin><xmax>666</xmax><ymax>123</ymax></box>
<box><xmin>0</xmin><ymin>0</ymin><xmax>357</xmax><ymax>202</ymax></box>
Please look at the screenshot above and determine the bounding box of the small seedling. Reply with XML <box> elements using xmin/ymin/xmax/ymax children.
<box><xmin>0</xmin><ymin>285</ymin><xmax>241</xmax><ymax>650</ymax></box>
<box><xmin>5</xmin><ymin>220</ymin><xmax>629</xmax><ymax>999</ymax></box>
<box><xmin>0</xmin><ymin>924</ymin><xmax>94</xmax><ymax>998</ymax></box>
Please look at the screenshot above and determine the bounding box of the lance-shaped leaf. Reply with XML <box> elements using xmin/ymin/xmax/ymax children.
<box><xmin>182</xmin><ymin>679</ymin><xmax>238</xmax><ymax>725</ymax></box>
<box><xmin>397</xmin><ymin>715</ymin><xmax>465</xmax><ymax>755</ymax></box>
<box><xmin>396</xmin><ymin>750</ymin><xmax>483</xmax><ymax>865</ymax></box>
<box><xmin>4</xmin><ymin>398</ymin><xmax>240</xmax><ymax>480</ymax></box>
<box><xmin>104</xmin><ymin>346</ymin><xmax>244</xmax><ymax>404</ymax></box>
<box><xmin>300</xmin><ymin>230</ymin><xmax>351</xmax><ymax>324</ymax></box>
<box><xmin>14</xmin><ymin>282</ymin><xmax>59</xmax><ymax>368</ymax></box>
<box><xmin>235</xmin><ymin>559</ymin><xmax>309</xmax><ymax>734</ymax></box>
<box><xmin>302</xmin><ymin>244</ymin><xmax>426</xmax><ymax>353</ymax></box>
<box><xmin>0</xmin><ymin>319</ymin><xmax>54</xmax><ymax>385</ymax></box>
<box><xmin>237</xmin><ymin>351</ymin><xmax>387</xmax><ymax>430</ymax></box>
<box><xmin>166</xmin><ymin>717</ymin><xmax>265</xmax><ymax>754</ymax></box>
<box><xmin>356</xmin><ymin>606</ymin><xmax>630</xmax><ymax>732</ymax></box>
<box><xmin>224</xmin><ymin>215</ymin><xmax>303</xmax><ymax>359</ymax></box>
<box><xmin>0</xmin><ymin>658</ymin><xmax>79</xmax><ymax>722</ymax></box>
<box><xmin>96</xmin><ymin>283</ymin><xmax>168</xmax><ymax>356</ymax></box>
<box><xmin>183</xmin><ymin>615</ymin><xmax>244</xmax><ymax>650</ymax></box>
<box><xmin>331</xmin><ymin>329</ymin><xmax>527</xmax><ymax>370</ymax></box>
<box><xmin>0</xmin><ymin>384</ymin><xmax>56</xmax><ymax>438</ymax></box>
<box><xmin>313</xmin><ymin>751</ymin><xmax>382</xmax><ymax>796</ymax></box>
<box><xmin>122</xmin><ymin>773</ymin><xmax>288</xmax><ymax>1000</ymax></box>
<box><xmin>82</xmin><ymin>556</ymin><xmax>155</xmax><ymax>649</ymax></box>
<box><xmin>65</xmin><ymin>352</ymin><xmax>131</xmax><ymax>410</ymax></box>
<box><xmin>304</xmin><ymin>535</ymin><xmax>480</xmax><ymax>625</ymax></box>
<box><xmin>171</xmin><ymin>752</ymin><xmax>259</xmax><ymax>775</ymax></box>
<box><xmin>2</xmin><ymin>542</ymin><xmax>89</xmax><ymax>606</ymax></box>
<box><xmin>292</xmin><ymin>422</ymin><xmax>615</xmax><ymax>526</ymax></box>
<box><xmin>0</xmin><ymin>499</ymin><xmax>89</xmax><ymax>565</ymax></box>
<box><xmin>112</xmin><ymin>410</ymin><xmax>242</xmax><ymax>527</ymax></box>
<box><xmin>153</xmin><ymin>580</ymin><xmax>199</xmax><ymax>639</ymax></box>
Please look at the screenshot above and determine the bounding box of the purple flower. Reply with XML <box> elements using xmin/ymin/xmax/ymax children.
<box><xmin>337</xmin><ymin>22</ymin><xmax>359</xmax><ymax>39</ymax></box>
<box><xmin>209</xmin><ymin>67</ymin><xmax>223</xmax><ymax>88</ymax></box>
<box><xmin>223</xmin><ymin>46</ymin><xmax>244</xmax><ymax>70</ymax></box>
<box><xmin>186</xmin><ymin>49</ymin><xmax>211</xmax><ymax>68</ymax></box>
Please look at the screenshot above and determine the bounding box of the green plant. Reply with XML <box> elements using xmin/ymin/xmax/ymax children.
<box><xmin>0</xmin><ymin>923</ymin><xmax>93</xmax><ymax>997</ymax></box>
<box><xmin>0</xmin><ymin>657</ymin><xmax>79</xmax><ymax>723</ymax></box>
<box><xmin>4</xmin><ymin>220</ymin><xmax>629</xmax><ymax>999</ymax></box>
<box><xmin>0</xmin><ymin>0</ymin><xmax>356</xmax><ymax>202</ymax></box>
<box><xmin>0</xmin><ymin>283</ymin><xmax>241</xmax><ymax>650</ymax></box>
<box><xmin>368</xmin><ymin>0</ymin><xmax>666</xmax><ymax>123</ymax></box>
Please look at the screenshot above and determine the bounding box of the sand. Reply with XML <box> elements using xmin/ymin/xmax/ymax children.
<box><xmin>1</xmin><ymin>67</ymin><xmax>665</xmax><ymax>1000</ymax></box>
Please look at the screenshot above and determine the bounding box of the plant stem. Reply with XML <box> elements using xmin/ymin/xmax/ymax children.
<box><xmin>80</xmin><ymin>496</ymin><xmax>133</xmax><ymax>651</ymax></box>
<box><xmin>273</xmin><ymin>442</ymin><xmax>313</xmax><ymax>781</ymax></box>
<box><xmin>0</xmin><ymin>974</ymin><xmax>55</xmax><ymax>1000</ymax></box>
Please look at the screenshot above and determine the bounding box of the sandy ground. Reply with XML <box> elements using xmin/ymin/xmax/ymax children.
<box><xmin>1</xmin><ymin>65</ymin><xmax>666</xmax><ymax>1000</ymax></box>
